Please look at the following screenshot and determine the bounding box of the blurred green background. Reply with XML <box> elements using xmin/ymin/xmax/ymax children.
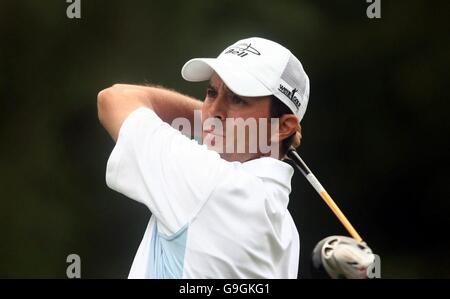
<box><xmin>0</xmin><ymin>0</ymin><xmax>449</xmax><ymax>278</ymax></box>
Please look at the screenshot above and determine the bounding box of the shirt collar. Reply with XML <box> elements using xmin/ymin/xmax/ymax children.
<box><xmin>240</xmin><ymin>157</ymin><xmax>294</xmax><ymax>192</ymax></box>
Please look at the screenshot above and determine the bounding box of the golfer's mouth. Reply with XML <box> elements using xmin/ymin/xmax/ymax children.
<box><xmin>203</xmin><ymin>129</ymin><xmax>224</xmax><ymax>137</ymax></box>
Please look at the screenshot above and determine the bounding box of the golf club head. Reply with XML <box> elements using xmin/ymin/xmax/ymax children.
<box><xmin>311</xmin><ymin>235</ymin><xmax>375</xmax><ymax>279</ymax></box>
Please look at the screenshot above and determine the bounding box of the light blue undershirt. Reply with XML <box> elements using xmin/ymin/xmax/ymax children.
<box><xmin>146</xmin><ymin>222</ymin><xmax>189</xmax><ymax>278</ymax></box>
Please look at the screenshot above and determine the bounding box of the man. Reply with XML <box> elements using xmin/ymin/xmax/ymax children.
<box><xmin>98</xmin><ymin>37</ymin><xmax>310</xmax><ymax>278</ymax></box>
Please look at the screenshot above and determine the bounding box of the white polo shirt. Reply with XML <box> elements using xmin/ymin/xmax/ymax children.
<box><xmin>105</xmin><ymin>107</ymin><xmax>300</xmax><ymax>278</ymax></box>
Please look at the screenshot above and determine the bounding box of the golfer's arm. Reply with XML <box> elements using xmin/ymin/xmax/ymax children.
<box><xmin>97</xmin><ymin>84</ymin><xmax>203</xmax><ymax>141</ymax></box>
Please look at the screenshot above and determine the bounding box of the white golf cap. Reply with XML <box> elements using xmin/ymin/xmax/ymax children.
<box><xmin>181</xmin><ymin>37</ymin><xmax>310</xmax><ymax>121</ymax></box>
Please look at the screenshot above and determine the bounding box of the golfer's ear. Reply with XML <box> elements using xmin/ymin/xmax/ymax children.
<box><xmin>273</xmin><ymin>114</ymin><xmax>299</xmax><ymax>143</ymax></box>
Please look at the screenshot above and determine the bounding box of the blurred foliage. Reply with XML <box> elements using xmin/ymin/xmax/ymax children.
<box><xmin>0</xmin><ymin>0</ymin><xmax>449</xmax><ymax>278</ymax></box>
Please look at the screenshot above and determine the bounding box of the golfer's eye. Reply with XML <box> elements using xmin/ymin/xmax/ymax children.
<box><xmin>206</xmin><ymin>87</ymin><xmax>217</xmax><ymax>98</ymax></box>
<box><xmin>231</xmin><ymin>95</ymin><xmax>247</xmax><ymax>105</ymax></box>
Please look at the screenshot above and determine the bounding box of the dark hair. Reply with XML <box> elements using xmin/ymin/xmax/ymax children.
<box><xmin>269</xmin><ymin>95</ymin><xmax>296</xmax><ymax>158</ymax></box>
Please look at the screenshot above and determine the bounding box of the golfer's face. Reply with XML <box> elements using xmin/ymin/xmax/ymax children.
<box><xmin>201</xmin><ymin>73</ymin><xmax>272</xmax><ymax>162</ymax></box>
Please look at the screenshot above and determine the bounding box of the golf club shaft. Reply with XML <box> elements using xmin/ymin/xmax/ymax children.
<box><xmin>287</xmin><ymin>147</ymin><xmax>363</xmax><ymax>242</ymax></box>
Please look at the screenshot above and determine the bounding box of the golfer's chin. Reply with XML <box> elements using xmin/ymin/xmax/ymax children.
<box><xmin>202</xmin><ymin>134</ymin><xmax>260</xmax><ymax>162</ymax></box>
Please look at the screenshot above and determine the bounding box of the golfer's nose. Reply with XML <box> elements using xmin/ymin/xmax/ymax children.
<box><xmin>208</xmin><ymin>94</ymin><xmax>228</xmax><ymax>121</ymax></box>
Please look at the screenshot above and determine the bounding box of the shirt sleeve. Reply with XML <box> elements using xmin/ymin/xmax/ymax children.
<box><xmin>105</xmin><ymin>107</ymin><xmax>228</xmax><ymax>235</ymax></box>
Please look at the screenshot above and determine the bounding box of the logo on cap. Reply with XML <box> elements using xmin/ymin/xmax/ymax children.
<box><xmin>223</xmin><ymin>43</ymin><xmax>261</xmax><ymax>58</ymax></box>
<box><xmin>278</xmin><ymin>84</ymin><xmax>301</xmax><ymax>111</ymax></box>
